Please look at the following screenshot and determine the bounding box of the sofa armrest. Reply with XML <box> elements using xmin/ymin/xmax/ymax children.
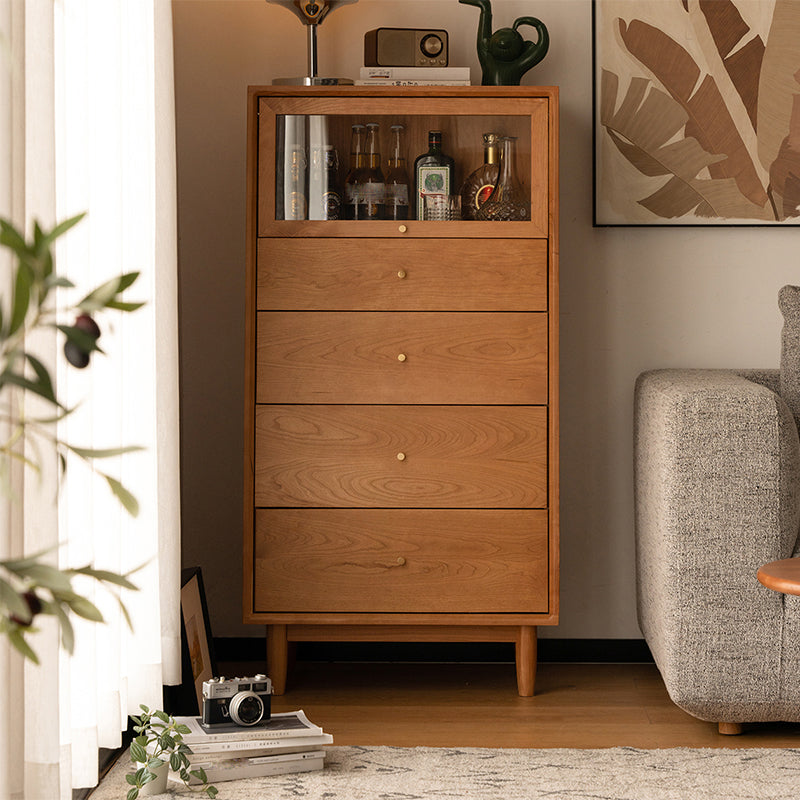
<box><xmin>634</xmin><ymin>369</ymin><xmax>800</xmax><ymax>721</ymax></box>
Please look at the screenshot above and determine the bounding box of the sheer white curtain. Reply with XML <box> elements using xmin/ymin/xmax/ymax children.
<box><xmin>0</xmin><ymin>1</ymin><xmax>181</xmax><ymax>798</ymax></box>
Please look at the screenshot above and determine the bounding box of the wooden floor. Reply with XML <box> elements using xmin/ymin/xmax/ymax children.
<box><xmin>218</xmin><ymin>660</ymin><xmax>800</xmax><ymax>749</ymax></box>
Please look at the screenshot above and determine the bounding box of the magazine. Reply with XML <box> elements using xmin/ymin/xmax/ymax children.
<box><xmin>187</xmin><ymin>732</ymin><xmax>333</xmax><ymax>755</ymax></box>
<box><xmin>174</xmin><ymin>750</ymin><xmax>326</xmax><ymax>784</ymax></box>
<box><xmin>175</xmin><ymin>710</ymin><xmax>323</xmax><ymax>744</ymax></box>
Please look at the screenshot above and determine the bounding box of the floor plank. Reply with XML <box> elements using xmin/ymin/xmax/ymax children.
<box><xmin>218</xmin><ymin>661</ymin><xmax>800</xmax><ymax>749</ymax></box>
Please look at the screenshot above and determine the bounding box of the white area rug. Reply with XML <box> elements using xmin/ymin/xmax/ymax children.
<box><xmin>89</xmin><ymin>745</ymin><xmax>800</xmax><ymax>799</ymax></box>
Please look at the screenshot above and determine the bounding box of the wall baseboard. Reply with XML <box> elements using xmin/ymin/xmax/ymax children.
<box><xmin>214</xmin><ymin>637</ymin><xmax>654</xmax><ymax>666</ymax></box>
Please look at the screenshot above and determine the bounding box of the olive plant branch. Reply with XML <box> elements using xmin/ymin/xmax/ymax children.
<box><xmin>0</xmin><ymin>213</ymin><xmax>146</xmax><ymax>663</ymax></box>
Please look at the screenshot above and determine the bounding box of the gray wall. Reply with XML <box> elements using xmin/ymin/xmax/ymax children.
<box><xmin>172</xmin><ymin>0</ymin><xmax>799</xmax><ymax>642</ymax></box>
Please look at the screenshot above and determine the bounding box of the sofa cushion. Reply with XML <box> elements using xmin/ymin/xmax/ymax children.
<box><xmin>779</xmin><ymin>285</ymin><xmax>800</xmax><ymax>428</ymax></box>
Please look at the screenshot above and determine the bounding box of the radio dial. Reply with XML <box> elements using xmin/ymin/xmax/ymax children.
<box><xmin>420</xmin><ymin>34</ymin><xmax>443</xmax><ymax>57</ymax></box>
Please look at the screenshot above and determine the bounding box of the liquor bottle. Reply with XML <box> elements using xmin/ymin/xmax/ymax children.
<box><xmin>477</xmin><ymin>136</ymin><xmax>531</xmax><ymax>222</ymax></box>
<box><xmin>413</xmin><ymin>130</ymin><xmax>455</xmax><ymax>221</ymax></box>
<box><xmin>308</xmin><ymin>115</ymin><xmax>342</xmax><ymax>220</ymax></box>
<box><xmin>460</xmin><ymin>132</ymin><xmax>501</xmax><ymax>221</ymax></box>
<box><xmin>344</xmin><ymin>123</ymin><xmax>366</xmax><ymax>220</ymax></box>
<box><xmin>385</xmin><ymin>124</ymin><xmax>410</xmax><ymax>221</ymax></box>
<box><xmin>362</xmin><ymin>122</ymin><xmax>385</xmax><ymax>220</ymax></box>
<box><xmin>321</xmin><ymin>147</ymin><xmax>342</xmax><ymax>220</ymax></box>
<box><xmin>309</xmin><ymin>145</ymin><xmax>342</xmax><ymax>220</ymax></box>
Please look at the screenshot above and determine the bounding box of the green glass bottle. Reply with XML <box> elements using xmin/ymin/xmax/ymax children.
<box><xmin>413</xmin><ymin>130</ymin><xmax>455</xmax><ymax>220</ymax></box>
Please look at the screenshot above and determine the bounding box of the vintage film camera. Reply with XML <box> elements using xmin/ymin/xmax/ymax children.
<box><xmin>201</xmin><ymin>674</ymin><xmax>273</xmax><ymax>727</ymax></box>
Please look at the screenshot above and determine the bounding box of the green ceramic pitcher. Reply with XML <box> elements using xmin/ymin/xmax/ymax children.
<box><xmin>460</xmin><ymin>0</ymin><xmax>549</xmax><ymax>86</ymax></box>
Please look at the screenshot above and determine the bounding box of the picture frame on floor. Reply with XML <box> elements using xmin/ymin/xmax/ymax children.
<box><xmin>179</xmin><ymin>566</ymin><xmax>218</xmax><ymax>715</ymax></box>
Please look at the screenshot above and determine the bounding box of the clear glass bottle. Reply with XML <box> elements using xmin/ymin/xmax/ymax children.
<box><xmin>385</xmin><ymin>124</ymin><xmax>410</xmax><ymax>221</ymax></box>
<box><xmin>460</xmin><ymin>132</ymin><xmax>501</xmax><ymax>221</ymax></box>
<box><xmin>344</xmin><ymin>123</ymin><xmax>366</xmax><ymax>220</ymax></box>
<box><xmin>414</xmin><ymin>130</ymin><xmax>455</xmax><ymax>221</ymax></box>
<box><xmin>362</xmin><ymin>122</ymin><xmax>385</xmax><ymax>220</ymax></box>
<box><xmin>476</xmin><ymin>136</ymin><xmax>530</xmax><ymax>222</ymax></box>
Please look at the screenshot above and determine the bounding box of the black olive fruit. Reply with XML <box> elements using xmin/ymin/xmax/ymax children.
<box><xmin>64</xmin><ymin>339</ymin><xmax>91</xmax><ymax>368</ymax></box>
<box><xmin>10</xmin><ymin>591</ymin><xmax>43</xmax><ymax>627</ymax></box>
<box><xmin>63</xmin><ymin>313</ymin><xmax>100</xmax><ymax>369</ymax></box>
<box><xmin>75</xmin><ymin>313</ymin><xmax>101</xmax><ymax>339</ymax></box>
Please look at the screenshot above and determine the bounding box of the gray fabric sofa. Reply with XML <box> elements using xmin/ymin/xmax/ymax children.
<box><xmin>634</xmin><ymin>293</ymin><xmax>800</xmax><ymax>732</ymax></box>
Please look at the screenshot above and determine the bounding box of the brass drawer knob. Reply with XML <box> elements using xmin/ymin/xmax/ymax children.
<box><xmin>398</xmin><ymin>224</ymin><xmax>408</xmax><ymax>233</ymax></box>
<box><xmin>396</xmin><ymin>556</ymin><xmax>406</xmax><ymax>566</ymax></box>
<box><xmin>397</xmin><ymin>452</ymin><xmax>406</xmax><ymax>461</ymax></box>
<box><xmin>397</xmin><ymin>353</ymin><xmax>407</xmax><ymax>362</ymax></box>
<box><xmin>397</xmin><ymin>269</ymin><xmax>407</xmax><ymax>279</ymax></box>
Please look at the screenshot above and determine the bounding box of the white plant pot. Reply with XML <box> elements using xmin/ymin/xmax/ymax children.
<box><xmin>135</xmin><ymin>759</ymin><xmax>169</xmax><ymax>796</ymax></box>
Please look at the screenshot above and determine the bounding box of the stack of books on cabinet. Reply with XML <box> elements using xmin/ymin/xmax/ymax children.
<box><xmin>170</xmin><ymin>711</ymin><xmax>332</xmax><ymax>784</ymax></box>
<box><xmin>356</xmin><ymin>66</ymin><xmax>471</xmax><ymax>85</ymax></box>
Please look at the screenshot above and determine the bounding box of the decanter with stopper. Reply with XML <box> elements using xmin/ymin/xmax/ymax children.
<box><xmin>476</xmin><ymin>135</ymin><xmax>530</xmax><ymax>221</ymax></box>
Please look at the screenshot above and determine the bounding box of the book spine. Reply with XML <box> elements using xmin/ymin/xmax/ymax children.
<box><xmin>355</xmin><ymin>80</ymin><xmax>471</xmax><ymax>86</ymax></box>
<box><xmin>180</xmin><ymin>757</ymin><xmax>325</xmax><ymax>784</ymax></box>
<box><xmin>187</xmin><ymin>734</ymin><xmax>331</xmax><ymax>754</ymax></box>
<box><xmin>360</xmin><ymin>67</ymin><xmax>470</xmax><ymax>80</ymax></box>
<box><xmin>183</xmin><ymin>724</ymin><xmax>323</xmax><ymax>745</ymax></box>
<box><xmin>190</xmin><ymin>750</ymin><xmax>325</xmax><ymax>769</ymax></box>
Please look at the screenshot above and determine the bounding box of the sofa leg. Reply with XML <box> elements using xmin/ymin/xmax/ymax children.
<box><xmin>718</xmin><ymin>722</ymin><xmax>743</xmax><ymax>735</ymax></box>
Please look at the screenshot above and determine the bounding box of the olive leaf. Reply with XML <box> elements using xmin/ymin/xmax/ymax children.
<box><xmin>1</xmin><ymin>214</ymin><xmax>145</xmax><ymax>662</ymax></box>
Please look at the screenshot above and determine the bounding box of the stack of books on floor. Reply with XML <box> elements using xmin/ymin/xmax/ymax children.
<box><xmin>356</xmin><ymin>66</ymin><xmax>471</xmax><ymax>86</ymax></box>
<box><xmin>171</xmin><ymin>710</ymin><xmax>332</xmax><ymax>784</ymax></box>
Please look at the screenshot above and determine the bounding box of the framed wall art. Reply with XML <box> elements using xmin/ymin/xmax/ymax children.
<box><xmin>594</xmin><ymin>0</ymin><xmax>800</xmax><ymax>226</ymax></box>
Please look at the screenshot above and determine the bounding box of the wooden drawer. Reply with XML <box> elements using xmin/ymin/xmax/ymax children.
<box><xmin>256</xmin><ymin>312</ymin><xmax>547</xmax><ymax>405</ymax></box>
<box><xmin>252</xmin><ymin>508</ymin><xmax>549</xmax><ymax>613</ymax></box>
<box><xmin>256</xmin><ymin>239</ymin><xmax>548</xmax><ymax>311</ymax></box>
<box><xmin>254</xmin><ymin>405</ymin><xmax>547</xmax><ymax>508</ymax></box>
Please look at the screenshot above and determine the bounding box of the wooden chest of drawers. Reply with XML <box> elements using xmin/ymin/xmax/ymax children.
<box><xmin>244</xmin><ymin>87</ymin><xmax>559</xmax><ymax>696</ymax></box>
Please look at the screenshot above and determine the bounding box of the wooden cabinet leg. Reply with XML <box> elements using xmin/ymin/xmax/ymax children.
<box><xmin>267</xmin><ymin>624</ymin><xmax>288</xmax><ymax>695</ymax></box>
<box><xmin>515</xmin><ymin>625</ymin><xmax>537</xmax><ymax>696</ymax></box>
<box><xmin>718</xmin><ymin>722</ymin><xmax>743</xmax><ymax>735</ymax></box>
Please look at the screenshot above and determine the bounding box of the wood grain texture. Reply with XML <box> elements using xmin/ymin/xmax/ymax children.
<box><xmin>253</xmin><ymin>509</ymin><xmax>548</xmax><ymax>614</ymax></box>
<box><xmin>254</xmin><ymin>405</ymin><xmax>547</xmax><ymax>508</ymax></box>
<box><xmin>244</xmin><ymin>86</ymin><xmax>559</xmax><ymax>697</ymax></box>
<box><xmin>256</xmin><ymin>238</ymin><xmax>547</xmax><ymax>311</ymax></box>
<box><xmin>256</xmin><ymin>312</ymin><xmax>547</xmax><ymax>405</ymax></box>
<box><xmin>757</xmin><ymin>558</ymin><xmax>800</xmax><ymax>596</ymax></box>
<box><xmin>516</xmin><ymin>625</ymin><xmax>538</xmax><ymax>697</ymax></box>
<box><xmin>235</xmin><ymin>661</ymin><xmax>800</xmax><ymax>748</ymax></box>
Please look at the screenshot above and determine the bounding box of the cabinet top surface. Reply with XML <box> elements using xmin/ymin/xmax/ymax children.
<box><xmin>248</xmin><ymin>85</ymin><xmax>559</xmax><ymax>101</ymax></box>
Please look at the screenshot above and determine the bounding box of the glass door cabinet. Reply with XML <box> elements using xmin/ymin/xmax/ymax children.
<box><xmin>243</xmin><ymin>86</ymin><xmax>558</xmax><ymax>697</ymax></box>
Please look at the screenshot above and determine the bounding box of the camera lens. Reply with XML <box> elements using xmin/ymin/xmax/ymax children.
<box><xmin>229</xmin><ymin>691</ymin><xmax>264</xmax><ymax>726</ymax></box>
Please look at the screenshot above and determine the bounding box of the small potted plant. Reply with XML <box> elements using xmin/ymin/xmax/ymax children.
<box><xmin>126</xmin><ymin>705</ymin><xmax>218</xmax><ymax>799</ymax></box>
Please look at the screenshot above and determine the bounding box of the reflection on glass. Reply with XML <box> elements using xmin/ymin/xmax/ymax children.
<box><xmin>276</xmin><ymin>115</ymin><xmax>307</xmax><ymax>220</ymax></box>
<box><xmin>308</xmin><ymin>116</ymin><xmax>342</xmax><ymax>220</ymax></box>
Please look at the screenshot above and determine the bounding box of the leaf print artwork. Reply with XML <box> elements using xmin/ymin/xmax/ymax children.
<box><xmin>595</xmin><ymin>0</ymin><xmax>800</xmax><ymax>224</ymax></box>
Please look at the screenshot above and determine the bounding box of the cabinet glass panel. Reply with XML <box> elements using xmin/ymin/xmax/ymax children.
<box><xmin>273</xmin><ymin>114</ymin><xmax>533</xmax><ymax>222</ymax></box>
